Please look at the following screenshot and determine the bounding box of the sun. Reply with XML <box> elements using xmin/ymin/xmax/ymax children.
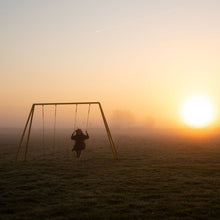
<box><xmin>183</xmin><ymin>96</ymin><xmax>214</xmax><ymax>127</ymax></box>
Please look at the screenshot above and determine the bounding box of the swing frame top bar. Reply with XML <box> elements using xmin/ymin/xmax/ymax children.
<box><xmin>15</xmin><ymin>102</ymin><xmax>118</xmax><ymax>161</ymax></box>
<box><xmin>33</xmin><ymin>101</ymin><xmax>100</xmax><ymax>106</ymax></box>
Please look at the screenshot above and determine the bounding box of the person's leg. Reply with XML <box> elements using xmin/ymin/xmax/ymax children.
<box><xmin>76</xmin><ymin>150</ymin><xmax>81</xmax><ymax>158</ymax></box>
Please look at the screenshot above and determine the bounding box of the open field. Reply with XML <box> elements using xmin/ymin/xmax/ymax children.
<box><xmin>0</xmin><ymin>129</ymin><xmax>220</xmax><ymax>219</ymax></box>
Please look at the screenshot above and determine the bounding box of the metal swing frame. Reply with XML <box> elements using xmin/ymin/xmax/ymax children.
<box><xmin>15</xmin><ymin>102</ymin><xmax>118</xmax><ymax>161</ymax></box>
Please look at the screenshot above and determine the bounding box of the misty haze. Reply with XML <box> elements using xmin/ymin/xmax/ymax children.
<box><xmin>1</xmin><ymin>0</ymin><xmax>220</xmax><ymax>219</ymax></box>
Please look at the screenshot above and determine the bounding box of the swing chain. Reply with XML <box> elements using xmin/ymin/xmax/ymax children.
<box><xmin>85</xmin><ymin>104</ymin><xmax>91</xmax><ymax>131</ymax></box>
<box><xmin>42</xmin><ymin>105</ymin><xmax>45</xmax><ymax>147</ymax></box>
<box><xmin>53</xmin><ymin>104</ymin><xmax>57</xmax><ymax>148</ymax></box>
<box><xmin>73</xmin><ymin>104</ymin><xmax>78</xmax><ymax>131</ymax></box>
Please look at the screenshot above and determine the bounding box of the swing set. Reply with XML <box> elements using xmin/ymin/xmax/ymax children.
<box><xmin>15</xmin><ymin>102</ymin><xmax>118</xmax><ymax>161</ymax></box>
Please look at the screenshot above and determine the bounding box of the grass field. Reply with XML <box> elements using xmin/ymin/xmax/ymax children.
<box><xmin>0</xmin><ymin>129</ymin><xmax>220</xmax><ymax>219</ymax></box>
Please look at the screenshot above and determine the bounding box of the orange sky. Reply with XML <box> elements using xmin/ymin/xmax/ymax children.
<box><xmin>1</xmin><ymin>1</ymin><xmax>220</xmax><ymax>129</ymax></box>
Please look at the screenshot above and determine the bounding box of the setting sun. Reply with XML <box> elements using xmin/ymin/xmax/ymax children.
<box><xmin>183</xmin><ymin>96</ymin><xmax>214</xmax><ymax>127</ymax></box>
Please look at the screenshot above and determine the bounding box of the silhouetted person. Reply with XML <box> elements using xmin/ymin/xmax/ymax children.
<box><xmin>71</xmin><ymin>128</ymin><xmax>89</xmax><ymax>158</ymax></box>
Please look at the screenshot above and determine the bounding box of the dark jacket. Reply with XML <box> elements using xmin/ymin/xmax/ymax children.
<box><xmin>71</xmin><ymin>133</ymin><xmax>89</xmax><ymax>150</ymax></box>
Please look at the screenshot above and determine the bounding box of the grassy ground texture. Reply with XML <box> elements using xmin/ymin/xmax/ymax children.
<box><xmin>0</xmin><ymin>130</ymin><xmax>220</xmax><ymax>219</ymax></box>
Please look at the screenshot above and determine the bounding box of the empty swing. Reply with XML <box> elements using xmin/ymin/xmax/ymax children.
<box><xmin>41</xmin><ymin>104</ymin><xmax>57</xmax><ymax>150</ymax></box>
<box><xmin>53</xmin><ymin>104</ymin><xmax>57</xmax><ymax>149</ymax></box>
<box><xmin>71</xmin><ymin>104</ymin><xmax>90</xmax><ymax>158</ymax></box>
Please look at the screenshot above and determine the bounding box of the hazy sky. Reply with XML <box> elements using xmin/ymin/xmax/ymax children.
<box><xmin>1</xmin><ymin>0</ymin><xmax>220</xmax><ymax>128</ymax></box>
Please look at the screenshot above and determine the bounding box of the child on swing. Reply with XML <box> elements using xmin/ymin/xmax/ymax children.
<box><xmin>71</xmin><ymin>129</ymin><xmax>89</xmax><ymax>158</ymax></box>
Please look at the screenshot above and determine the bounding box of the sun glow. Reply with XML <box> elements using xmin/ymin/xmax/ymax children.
<box><xmin>183</xmin><ymin>96</ymin><xmax>214</xmax><ymax>127</ymax></box>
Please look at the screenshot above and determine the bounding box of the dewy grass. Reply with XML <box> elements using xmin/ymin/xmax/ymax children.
<box><xmin>0</xmin><ymin>132</ymin><xmax>220</xmax><ymax>219</ymax></box>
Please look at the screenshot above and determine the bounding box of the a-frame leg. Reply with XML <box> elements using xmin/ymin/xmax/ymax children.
<box><xmin>15</xmin><ymin>105</ymin><xmax>34</xmax><ymax>162</ymax></box>
<box><xmin>99</xmin><ymin>103</ymin><xmax>118</xmax><ymax>160</ymax></box>
<box><xmin>24</xmin><ymin>105</ymin><xmax>35</xmax><ymax>161</ymax></box>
